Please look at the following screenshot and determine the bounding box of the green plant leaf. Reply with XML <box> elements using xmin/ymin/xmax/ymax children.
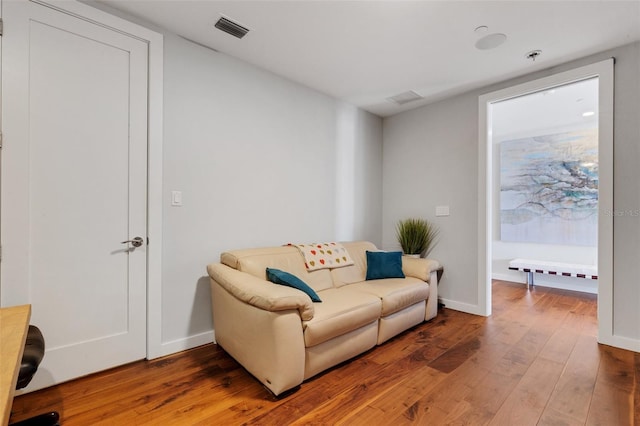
<box><xmin>396</xmin><ymin>218</ymin><xmax>440</xmax><ymax>257</ymax></box>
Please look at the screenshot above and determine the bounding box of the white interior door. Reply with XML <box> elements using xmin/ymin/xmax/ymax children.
<box><xmin>1</xmin><ymin>0</ymin><xmax>149</xmax><ymax>390</ymax></box>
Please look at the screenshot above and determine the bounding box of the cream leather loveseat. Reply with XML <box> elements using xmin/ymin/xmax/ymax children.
<box><xmin>207</xmin><ymin>241</ymin><xmax>440</xmax><ymax>395</ymax></box>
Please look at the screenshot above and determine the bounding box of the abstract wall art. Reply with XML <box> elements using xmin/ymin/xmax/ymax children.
<box><xmin>500</xmin><ymin>129</ymin><xmax>598</xmax><ymax>246</ymax></box>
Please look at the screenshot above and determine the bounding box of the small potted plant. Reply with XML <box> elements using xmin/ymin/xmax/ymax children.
<box><xmin>396</xmin><ymin>218</ymin><xmax>439</xmax><ymax>258</ymax></box>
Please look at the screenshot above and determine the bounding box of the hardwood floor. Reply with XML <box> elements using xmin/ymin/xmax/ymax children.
<box><xmin>11</xmin><ymin>281</ymin><xmax>639</xmax><ymax>425</ymax></box>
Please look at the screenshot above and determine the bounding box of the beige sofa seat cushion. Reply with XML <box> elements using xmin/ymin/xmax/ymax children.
<box><xmin>330</xmin><ymin>241</ymin><xmax>377</xmax><ymax>287</ymax></box>
<box><xmin>221</xmin><ymin>246</ymin><xmax>333</xmax><ymax>292</ymax></box>
<box><xmin>346</xmin><ymin>277</ymin><xmax>430</xmax><ymax>317</ymax></box>
<box><xmin>302</xmin><ymin>288</ymin><xmax>381</xmax><ymax>348</ymax></box>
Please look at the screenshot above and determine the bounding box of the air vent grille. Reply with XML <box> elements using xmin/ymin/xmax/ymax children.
<box><xmin>387</xmin><ymin>90</ymin><xmax>423</xmax><ymax>105</ymax></box>
<box><xmin>215</xmin><ymin>16</ymin><xmax>249</xmax><ymax>39</ymax></box>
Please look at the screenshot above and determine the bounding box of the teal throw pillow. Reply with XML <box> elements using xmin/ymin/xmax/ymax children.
<box><xmin>266</xmin><ymin>268</ymin><xmax>322</xmax><ymax>302</ymax></box>
<box><xmin>365</xmin><ymin>251</ymin><xmax>405</xmax><ymax>280</ymax></box>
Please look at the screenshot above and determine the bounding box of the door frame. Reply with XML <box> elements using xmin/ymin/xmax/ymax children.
<box><xmin>478</xmin><ymin>59</ymin><xmax>617</xmax><ymax>346</ymax></box>
<box><xmin>30</xmin><ymin>0</ymin><xmax>165</xmax><ymax>359</ymax></box>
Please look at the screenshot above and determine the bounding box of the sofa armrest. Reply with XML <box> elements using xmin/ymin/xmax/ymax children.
<box><xmin>401</xmin><ymin>257</ymin><xmax>442</xmax><ymax>283</ymax></box>
<box><xmin>207</xmin><ymin>263</ymin><xmax>315</xmax><ymax>321</ymax></box>
<box><xmin>209</xmin><ymin>272</ymin><xmax>306</xmax><ymax>395</ymax></box>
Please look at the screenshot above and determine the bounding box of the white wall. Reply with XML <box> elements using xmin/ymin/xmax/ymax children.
<box><xmin>383</xmin><ymin>42</ymin><xmax>640</xmax><ymax>343</ymax></box>
<box><xmin>160</xmin><ymin>34</ymin><xmax>383</xmax><ymax>353</ymax></box>
<box><xmin>382</xmin><ymin>95</ymin><xmax>478</xmax><ymax>307</ymax></box>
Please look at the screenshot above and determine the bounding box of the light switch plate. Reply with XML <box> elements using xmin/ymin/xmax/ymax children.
<box><xmin>171</xmin><ymin>191</ymin><xmax>183</xmax><ymax>206</ymax></box>
<box><xmin>436</xmin><ymin>205</ymin><xmax>449</xmax><ymax>216</ymax></box>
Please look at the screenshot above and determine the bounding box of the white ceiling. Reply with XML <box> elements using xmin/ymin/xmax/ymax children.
<box><xmin>493</xmin><ymin>77</ymin><xmax>598</xmax><ymax>139</ymax></box>
<box><xmin>95</xmin><ymin>0</ymin><xmax>640</xmax><ymax>117</ymax></box>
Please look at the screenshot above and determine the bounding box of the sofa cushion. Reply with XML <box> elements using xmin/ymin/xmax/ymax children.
<box><xmin>346</xmin><ymin>277</ymin><xmax>430</xmax><ymax>316</ymax></box>
<box><xmin>266</xmin><ymin>268</ymin><xmax>322</xmax><ymax>302</ymax></box>
<box><xmin>365</xmin><ymin>250</ymin><xmax>405</xmax><ymax>280</ymax></box>
<box><xmin>302</xmin><ymin>288</ymin><xmax>381</xmax><ymax>348</ymax></box>
<box><xmin>330</xmin><ymin>241</ymin><xmax>377</xmax><ymax>287</ymax></box>
<box><xmin>221</xmin><ymin>246</ymin><xmax>333</xmax><ymax>291</ymax></box>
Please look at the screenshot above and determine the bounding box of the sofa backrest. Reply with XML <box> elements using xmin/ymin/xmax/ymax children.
<box><xmin>221</xmin><ymin>245</ymin><xmax>333</xmax><ymax>292</ymax></box>
<box><xmin>220</xmin><ymin>241</ymin><xmax>381</xmax><ymax>291</ymax></box>
<box><xmin>330</xmin><ymin>241</ymin><xmax>378</xmax><ymax>287</ymax></box>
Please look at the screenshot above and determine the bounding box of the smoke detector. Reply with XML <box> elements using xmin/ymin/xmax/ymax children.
<box><xmin>475</xmin><ymin>33</ymin><xmax>507</xmax><ymax>50</ymax></box>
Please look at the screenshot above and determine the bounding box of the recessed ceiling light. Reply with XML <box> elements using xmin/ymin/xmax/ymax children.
<box><xmin>582</xmin><ymin>111</ymin><xmax>595</xmax><ymax>117</ymax></box>
<box><xmin>474</xmin><ymin>25</ymin><xmax>489</xmax><ymax>34</ymax></box>
<box><xmin>542</xmin><ymin>89</ymin><xmax>556</xmax><ymax>96</ymax></box>
<box><xmin>475</xmin><ymin>33</ymin><xmax>507</xmax><ymax>50</ymax></box>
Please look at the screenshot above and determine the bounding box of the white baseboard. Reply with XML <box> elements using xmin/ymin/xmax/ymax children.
<box><xmin>148</xmin><ymin>330</ymin><xmax>215</xmax><ymax>360</ymax></box>
<box><xmin>598</xmin><ymin>333</ymin><xmax>640</xmax><ymax>353</ymax></box>
<box><xmin>492</xmin><ymin>272</ymin><xmax>524</xmax><ymax>283</ymax></box>
<box><xmin>439</xmin><ymin>298</ymin><xmax>487</xmax><ymax>316</ymax></box>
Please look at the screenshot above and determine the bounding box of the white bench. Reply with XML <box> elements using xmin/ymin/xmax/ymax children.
<box><xmin>508</xmin><ymin>258</ymin><xmax>598</xmax><ymax>289</ymax></box>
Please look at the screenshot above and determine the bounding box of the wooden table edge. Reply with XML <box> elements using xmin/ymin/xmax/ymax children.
<box><xmin>0</xmin><ymin>305</ymin><xmax>32</xmax><ymax>426</ymax></box>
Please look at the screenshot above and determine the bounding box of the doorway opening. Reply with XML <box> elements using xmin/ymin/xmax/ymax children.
<box><xmin>478</xmin><ymin>59</ymin><xmax>614</xmax><ymax>345</ymax></box>
<box><xmin>491</xmin><ymin>78</ymin><xmax>599</xmax><ymax>294</ymax></box>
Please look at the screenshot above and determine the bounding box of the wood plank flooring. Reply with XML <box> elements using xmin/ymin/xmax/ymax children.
<box><xmin>10</xmin><ymin>281</ymin><xmax>639</xmax><ymax>425</ymax></box>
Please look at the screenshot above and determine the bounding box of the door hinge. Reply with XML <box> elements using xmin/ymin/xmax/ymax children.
<box><xmin>0</xmin><ymin>132</ymin><xmax>3</xmax><ymax>149</ymax></box>
<box><xmin>0</xmin><ymin>18</ymin><xmax>4</xmax><ymax>37</ymax></box>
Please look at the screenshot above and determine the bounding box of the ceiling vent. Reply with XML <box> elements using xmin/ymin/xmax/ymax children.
<box><xmin>214</xmin><ymin>16</ymin><xmax>250</xmax><ymax>39</ymax></box>
<box><xmin>387</xmin><ymin>90</ymin><xmax>423</xmax><ymax>105</ymax></box>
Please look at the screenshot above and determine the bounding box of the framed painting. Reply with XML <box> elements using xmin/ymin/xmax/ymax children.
<box><xmin>500</xmin><ymin>129</ymin><xmax>598</xmax><ymax>246</ymax></box>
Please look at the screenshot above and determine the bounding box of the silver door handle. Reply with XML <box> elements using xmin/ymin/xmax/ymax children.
<box><xmin>121</xmin><ymin>237</ymin><xmax>144</xmax><ymax>248</ymax></box>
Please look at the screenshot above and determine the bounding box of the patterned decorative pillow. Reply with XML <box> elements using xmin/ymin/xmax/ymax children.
<box><xmin>292</xmin><ymin>242</ymin><xmax>355</xmax><ymax>271</ymax></box>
